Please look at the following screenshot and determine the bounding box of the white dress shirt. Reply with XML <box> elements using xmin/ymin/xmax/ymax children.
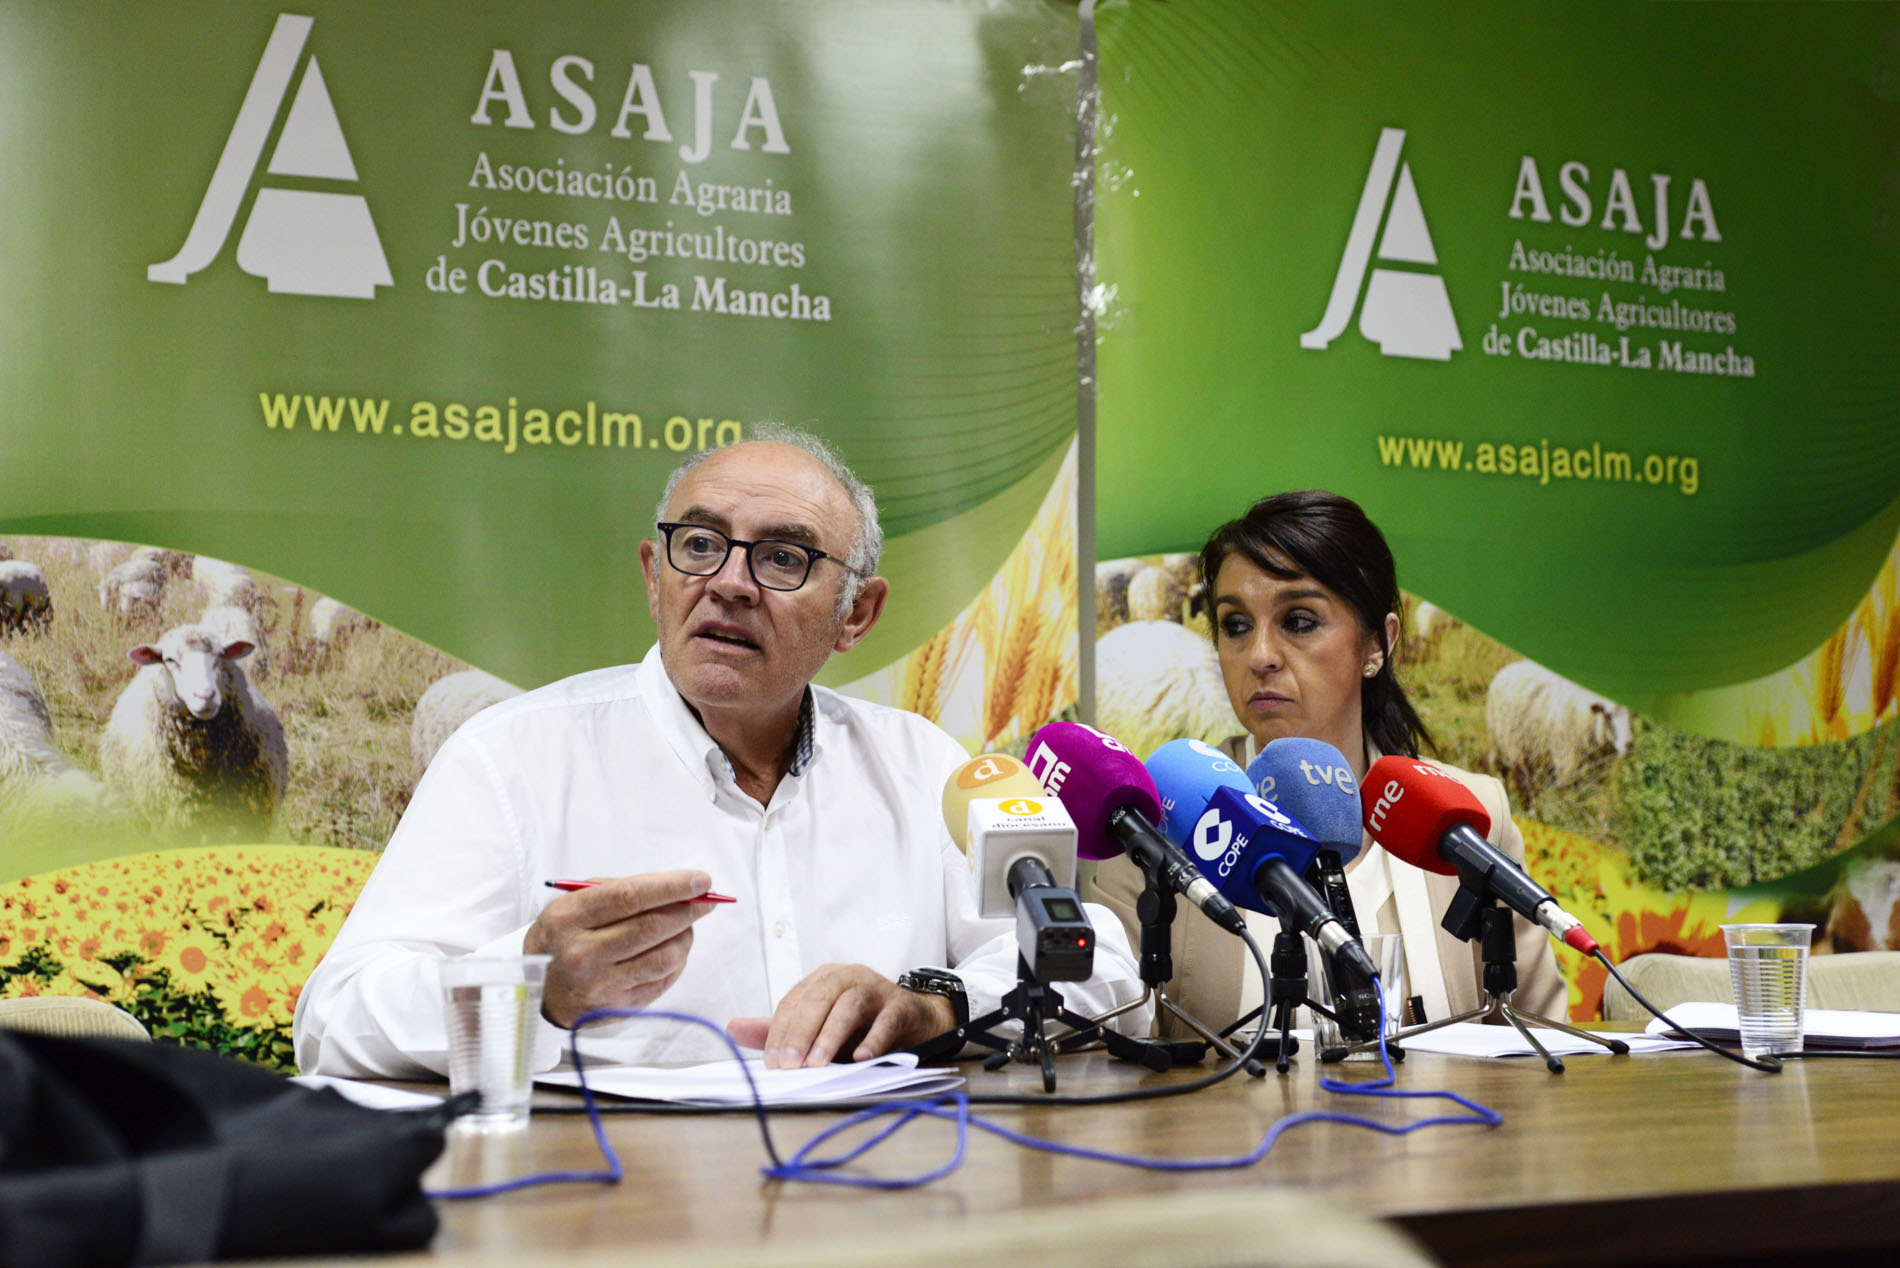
<box><xmin>293</xmin><ymin>645</ymin><xmax>1148</xmax><ymax>1076</ymax></box>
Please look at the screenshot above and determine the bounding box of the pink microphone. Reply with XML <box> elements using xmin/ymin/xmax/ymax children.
<box><xmin>1025</xmin><ymin>721</ymin><xmax>1244</xmax><ymax>934</ymax></box>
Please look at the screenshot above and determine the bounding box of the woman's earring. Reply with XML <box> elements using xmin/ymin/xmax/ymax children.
<box><xmin>1363</xmin><ymin>662</ymin><xmax>1378</xmax><ymax>677</ymax></box>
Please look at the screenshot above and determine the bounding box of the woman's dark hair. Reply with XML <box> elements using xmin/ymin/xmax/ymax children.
<box><xmin>1199</xmin><ymin>489</ymin><xmax>1435</xmax><ymax>759</ymax></box>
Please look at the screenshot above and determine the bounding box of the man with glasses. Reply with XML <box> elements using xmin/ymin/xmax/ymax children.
<box><xmin>295</xmin><ymin>425</ymin><xmax>1145</xmax><ymax>1077</ymax></box>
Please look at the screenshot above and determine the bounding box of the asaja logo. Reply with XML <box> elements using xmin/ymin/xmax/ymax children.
<box><xmin>1301</xmin><ymin>127</ymin><xmax>1459</xmax><ymax>361</ymax></box>
<box><xmin>150</xmin><ymin>14</ymin><xmax>391</xmax><ymax>299</ymax></box>
<box><xmin>997</xmin><ymin>798</ymin><xmax>1044</xmax><ymax>817</ymax></box>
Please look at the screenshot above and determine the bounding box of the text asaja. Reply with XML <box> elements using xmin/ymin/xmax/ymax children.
<box><xmin>471</xmin><ymin>53</ymin><xmax>789</xmax><ymax>164</ymax></box>
<box><xmin>1508</xmin><ymin>158</ymin><xmax>1720</xmax><ymax>252</ymax></box>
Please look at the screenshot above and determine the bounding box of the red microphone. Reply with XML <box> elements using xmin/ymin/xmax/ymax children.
<box><xmin>1362</xmin><ymin>756</ymin><xmax>1599</xmax><ymax>955</ymax></box>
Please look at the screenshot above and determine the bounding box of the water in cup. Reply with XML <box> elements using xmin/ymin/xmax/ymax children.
<box><xmin>438</xmin><ymin>955</ymin><xmax>549</xmax><ymax>1133</ymax></box>
<box><xmin>1722</xmin><ymin>924</ymin><xmax>1811</xmax><ymax>1061</ymax></box>
<box><xmin>1306</xmin><ymin>932</ymin><xmax>1403</xmax><ymax>1060</ymax></box>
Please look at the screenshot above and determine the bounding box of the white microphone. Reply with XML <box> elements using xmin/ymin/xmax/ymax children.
<box><xmin>941</xmin><ymin>754</ymin><xmax>1079</xmax><ymax>918</ymax></box>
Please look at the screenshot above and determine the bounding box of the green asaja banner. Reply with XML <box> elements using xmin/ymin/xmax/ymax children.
<box><xmin>0</xmin><ymin>0</ymin><xmax>1081</xmax><ymax>687</ymax></box>
<box><xmin>1093</xmin><ymin>0</ymin><xmax>1900</xmax><ymax>710</ymax></box>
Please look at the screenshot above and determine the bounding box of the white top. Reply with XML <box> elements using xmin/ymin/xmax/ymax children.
<box><xmin>293</xmin><ymin>645</ymin><xmax>1148</xmax><ymax>1076</ymax></box>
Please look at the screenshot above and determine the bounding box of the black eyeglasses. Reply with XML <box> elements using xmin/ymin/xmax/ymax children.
<box><xmin>656</xmin><ymin>522</ymin><xmax>865</xmax><ymax>592</ymax></box>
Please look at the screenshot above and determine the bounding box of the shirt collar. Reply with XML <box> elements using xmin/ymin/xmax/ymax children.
<box><xmin>637</xmin><ymin>645</ymin><xmax>818</xmax><ymax>784</ymax></box>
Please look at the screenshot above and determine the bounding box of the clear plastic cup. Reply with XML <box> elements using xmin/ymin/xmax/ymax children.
<box><xmin>1721</xmin><ymin>924</ymin><xmax>1812</xmax><ymax>1060</ymax></box>
<box><xmin>437</xmin><ymin>954</ymin><xmax>550</xmax><ymax>1132</ymax></box>
<box><xmin>1305</xmin><ymin>932</ymin><xmax>1404</xmax><ymax>1060</ymax></box>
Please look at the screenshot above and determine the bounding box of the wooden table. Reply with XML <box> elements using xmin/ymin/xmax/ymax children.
<box><xmin>411</xmin><ymin>1043</ymin><xmax>1900</xmax><ymax>1267</ymax></box>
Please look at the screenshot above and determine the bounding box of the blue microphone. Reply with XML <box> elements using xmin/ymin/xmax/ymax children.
<box><xmin>1146</xmin><ymin>743</ymin><xmax>1377</xmax><ymax>982</ymax></box>
<box><xmin>1248</xmin><ymin>737</ymin><xmax>1363</xmax><ymax>862</ymax></box>
<box><xmin>1251</xmin><ymin>738</ymin><xmax>1380</xmax><ymax>1036</ymax></box>
<box><xmin>1145</xmin><ymin>738</ymin><xmax>1250</xmax><ymax>844</ymax></box>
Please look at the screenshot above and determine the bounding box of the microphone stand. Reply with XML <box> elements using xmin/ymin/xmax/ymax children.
<box><xmin>1217</xmin><ymin>928</ymin><xmax>1311</xmax><ymax>1074</ymax></box>
<box><xmin>910</xmin><ymin>953</ymin><xmax>1172</xmax><ymax>1093</ymax></box>
<box><xmin>1089</xmin><ymin>863</ymin><xmax>1268</xmax><ymax>1078</ymax></box>
<box><xmin>1359</xmin><ymin>896</ymin><xmax>1628</xmax><ymax>1073</ymax></box>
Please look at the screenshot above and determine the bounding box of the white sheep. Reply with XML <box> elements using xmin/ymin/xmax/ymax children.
<box><xmin>1126</xmin><ymin>564</ymin><xmax>1185</xmax><ymax>625</ymax></box>
<box><xmin>1409</xmin><ymin>599</ymin><xmax>1447</xmax><ymax>642</ymax></box>
<box><xmin>200</xmin><ymin>603</ymin><xmax>270</xmax><ymax>679</ymax></box>
<box><xmin>0</xmin><ymin>561</ymin><xmax>53</xmax><ymax>634</ymax></box>
<box><xmin>99</xmin><ymin>622</ymin><xmax>289</xmax><ymax>841</ymax></box>
<box><xmin>0</xmin><ymin>651</ymin><xmax>126</xmax><ymax>830</ymax></box>
<box><xmin>1485</xmin><ymin>659</ymin><xmax>1633</xmax><ymax>790</ymax></box>
<box><xmin>1094</xmin><ymin>559</ymin><xmax>1143</xmax><ymax>634</ymax></box>
<box><xmin>86</xmin><ymin>541</ymin><xmax>132</xmax><ymax>578</ymax></box>
<box><xmin>133</xmin><ymin>546</ymin><xmax>193</xmax><ymax>579</ymax></box>
<box><xmin>1094</xmin><ymin>619</ymin><xmax>1236</xmax><ymax>760</ymax></box>
<box><xmin>411</xmin><ymin>669</ymin><xmax>523</xmax><ymax>778</ymax></box>
<box><xmin>98</xmin><ymin>556</ymin><xmax>166</xmax><ymax>617</ymax></box>
<box><xmin>192</xmin><ymin>555</ymin><xmax>260</xmax><ymax>613</ymax></box>
<box><xmin>309</xmin><ymin>595</ymin><xmax>375</xmax><ymax>648</ymax></box>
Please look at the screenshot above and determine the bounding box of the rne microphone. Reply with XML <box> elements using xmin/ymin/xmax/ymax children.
<box><xmin>1024</xmin><ymin>723</ymin><xmax>1245</xmax><ymax>935</ymax></box>
<box><xmin>1144</xmin><ymin>741</ymin><xmax>1376</xmax><ymax>983</ymax></box>
<box><xmin>1361</xmin><ymin>756</ymin><xmax>1600</xmax><ymax>955</ymax></box>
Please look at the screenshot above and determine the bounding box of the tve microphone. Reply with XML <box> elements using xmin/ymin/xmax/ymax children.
<box><xmin>941</xmin><ymin>752</ymin><xmax>1048</xmax><ymax>853</ymax></box>
<box><xmin>1249</xmin><ymin>738</ymin><xmax>1377</xmax><ymax>1035</ymax></box>
<box><xmin>1024</xmin><ymin>722</ymin><xmax>1245</xmax><ymax>935</ymax></box>
<box><xmin>1362</xmin><ymin>756</ymin><xmax>1600</xmax><ymax>955</ymax></box>
<box><xmin>1146</xmin><ymin>745</ymin><xmax>1376</xmax><ymax>982</ymax></box>
<box><xmin>1248</xmin><ymin>738</ymin><xmax>1364</xmax><ymax>863</ymax></box>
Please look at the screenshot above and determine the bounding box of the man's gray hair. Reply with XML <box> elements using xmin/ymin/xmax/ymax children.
<box><xmin>653</xmin><ymin>422</ymin><xmax>883</xmax><ymax>614</ymax></box>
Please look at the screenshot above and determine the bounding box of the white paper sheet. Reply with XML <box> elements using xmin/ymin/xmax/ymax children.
<box><xmin>292</xmin><ymin>1074</ymin><xmax>447</xmax><ymax>1110</ymax></box>
<box><xmin>1645</xmin><ymin>1001</ymin><xmax>1900</xmax><ymax>1047</ymax></box>
<box><xmin>1391</xmin><ymin>1021</ymin><xmax>1697</xmax><ymax>1059</ymax></box>
<box><xmin>536</xmin><ymin>1052</ymin><xmax>965</xmax><ymax>1105</ymax></box>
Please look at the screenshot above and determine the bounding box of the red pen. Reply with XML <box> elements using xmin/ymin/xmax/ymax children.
<box><xmin>544</xmin><ymin>879</ymin><xmax>736</xmax><ymax>903</ymax></box>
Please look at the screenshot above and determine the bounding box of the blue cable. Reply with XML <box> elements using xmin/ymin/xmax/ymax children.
<box><xmin>775</xmin><ymin>981</ymin><xmax>1500</xmax><ymax>1185</ymax></box>
<box><xmin>429</xmin><ymin>982</ymin><xmax>1502</xmax><ymax>1198</ymax></box>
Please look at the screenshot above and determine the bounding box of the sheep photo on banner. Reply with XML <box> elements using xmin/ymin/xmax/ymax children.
<box><xmin>0</xmin><ymin>0</ymin><xmax>1087</xmax><ymax>1066</ymax></box>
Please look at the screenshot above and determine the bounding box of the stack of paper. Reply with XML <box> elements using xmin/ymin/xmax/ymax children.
<box><xmin>537</xmin><ymin>1052</ymin><xmax>965</xmax><ymax>1105</ymax></box>
<box><xmin>1646</xmin><ymin>1002</ymin><xmax>1900</xmax><ymax>1049</ymax></box>
<box><xmin>1390</xmin><ymin>1021</ymin><xmax>1697</xmax><ymax>1059</ymax></box>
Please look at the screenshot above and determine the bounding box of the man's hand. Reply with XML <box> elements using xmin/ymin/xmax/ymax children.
<box><xmin>726</xmin><ymin>963</ymin><xmax>955</xmax><ymax>1068</ymax></box>
<box><xmin>525</xmin><ymin>870</ymin><xmax>718</xmax><ymax>1028</ymax></box>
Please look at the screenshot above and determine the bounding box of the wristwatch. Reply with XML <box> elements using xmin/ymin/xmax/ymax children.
<box><xmin>896</xmin><ymin>968</ymin><xmax>968</xmax><ymax>1027</ymax></box>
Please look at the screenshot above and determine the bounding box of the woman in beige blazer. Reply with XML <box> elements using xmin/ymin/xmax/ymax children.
<box><xmin>1093</xmin><ymin>491</ymin><xmax>1566</xmax><ymax>1038</ymax></box>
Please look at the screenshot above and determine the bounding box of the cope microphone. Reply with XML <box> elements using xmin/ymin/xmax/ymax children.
<box><xmin>1144</xmin><ymin>740</ymin><xmax>1376</xmax><ymax>982</ymax></box>
<box><xmin>1362</xmin><ymin>756</ymin><xmax>1600</xmax><ymax>955</ymax></box>
<box><xmin>1024</xmin><ymin>723</ymin><xmax>1245</xmax><ymax>935</ymax></box>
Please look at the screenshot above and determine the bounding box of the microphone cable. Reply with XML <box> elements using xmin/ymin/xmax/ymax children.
<box><xmin>1588</xmin><ymin>948</ymin><xmax>1783</xmax><ymax>1073</ymax></box>
<box><xmin>542</xmin><ymin>928</ymin><xmax>1279</xmax><ymax>1115</ymax></box>
<box><xmin>432</xmin><ymin>966</ymin><xmax>1507</xmax><ymax>1194</ymax></box>
<box><xmin>777</xmin><ymin>977</ymin><xmax>1501</xmax><ymax>1185</ymax></box>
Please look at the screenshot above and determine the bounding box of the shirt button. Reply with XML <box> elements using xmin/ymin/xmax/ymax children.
<box><xmin>772</xmin><ymin>921</ymin><xmax>787</xmax><ymax>939</ymax></box>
